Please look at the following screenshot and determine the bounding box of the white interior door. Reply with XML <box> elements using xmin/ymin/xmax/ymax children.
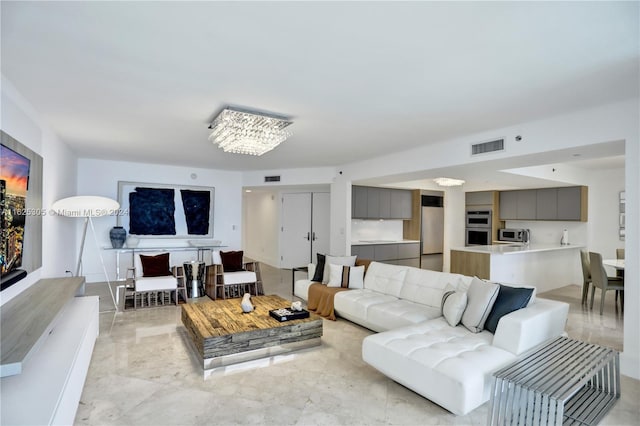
<box><xmin>311</xmin><ymin>193</ymin><xmax>330</xmax><ymax>262</ymax></box>
<box><xmin>281</xmin><ymin>193</ymin><xmax>312</xmax><ymax>268</ymax></box>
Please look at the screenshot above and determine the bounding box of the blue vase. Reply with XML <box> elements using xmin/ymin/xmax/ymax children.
<box><xmin>109</xmin><ymin>226</ymin><xmax>127</xmax><ymax>248</ymax></box>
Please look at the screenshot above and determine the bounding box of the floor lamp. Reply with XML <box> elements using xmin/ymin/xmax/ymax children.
<box><xmin>52</xmin><ymin>195</ymin><xmax>120</xmax><ymax>311</ymax></box>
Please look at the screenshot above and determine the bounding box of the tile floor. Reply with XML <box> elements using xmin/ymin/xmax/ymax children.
<box><xmin>77</xmin><ymin>265</ymin><xmax>638</xmax><ymax>425</ymax></box>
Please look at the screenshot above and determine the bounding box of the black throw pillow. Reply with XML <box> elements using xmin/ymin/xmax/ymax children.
<box><xmin>311</xmin><ymin>253</ymin><xmax>326</xmax><ymax>282</ymax></box>
<box><xmin>484</xmin><ymin>284</ymin><xmax>534</xmax><ymax>334</ymax></box>
<box><xmin>139</xmin><ymin>253</ymin><xmax>172</xmax><ymax>277</ymax></box>
<box><xmin>220</xmin><ymin>250</ymin><xmax>245</xmax><ymax>272</ymax></box>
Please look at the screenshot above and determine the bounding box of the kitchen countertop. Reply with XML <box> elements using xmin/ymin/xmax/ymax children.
<box><xmin>351</xmin><ymin>239</ymin><xmax>420</xmax><ymax>246</ymax></box>
<box><xmin>451</xmin><ymin>243</ymin><xmax>583</xmax><ymax>255</ymax></box>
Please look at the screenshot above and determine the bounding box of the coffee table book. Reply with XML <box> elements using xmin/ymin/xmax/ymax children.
<box><xmin>269</xmin><ymin>308</ymin><xmax>310</xmax><ymax>322</ymax></box>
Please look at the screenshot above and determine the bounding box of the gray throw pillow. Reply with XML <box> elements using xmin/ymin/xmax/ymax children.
<box><xmin>461</xmin><ymin>277</ymin><xmax>499</xmax><ymax>333</ymax></box>
<box><xmin>441</xmin><ymin>283</ymin><xmax>468</xmax><ymax>327</ymax></box>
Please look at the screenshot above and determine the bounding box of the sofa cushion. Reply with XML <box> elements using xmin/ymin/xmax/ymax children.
<box><xmin>139</xmin><ymin>253</ymin><xmax>171</xmax><ymax>277</ymax></box>
<box><xmin>441</xmin><ymin>284</ymin><xmax>468</xmax><ymax>327</ymax></box>
<box><xmin>311</xmin><ymin>253</ymin><xmax>326</xmax><ymax>282</ymax></box>
<box><xmin>327</xmin><ymin>264</ymin><xmax>365</xmax><ymax>289</ymax></box>
<box><xmin>363</xmin><ymin>262</ymin><xmax>407</xmax><ymax>297</ymax></box>
<box><xmin>362</xmin><ymin>317</ymin><xmax>516</xmax><ymax>415</ymax></box>
<box><xmin>220</xmin><ymin>250</ymin><xmax>244</xmax><ymax>272</ymax></box>
<box><xmin>401</xmin><ymin>268</ymin><xmax>467</xmax><ymax>308</ymax></box>
<box><xmin>484</xmin><ymin>284</ymin><xmax>533</xmax><ymax>334</ymax></box>
<box><xmin>323</xmin><ymin>255</ymin><xmax>357</xmax><ymax>284</ymax></box>
<box><xmin>461</xmin><ymin>277</ymin><xmax>499</xmax><ymax>333</ymax></box>
<box><xmin>334</xmin><ymin>289</ymin><xmax>398</xmax><ymax>328</ymax></box>
<box><xmin>221</xmin><ymin>270</ymin><xmax>257</xmax><ymax>285</ymax></box>
<box><xmin>367</xmin><ymin>300</ymin><xmax>441</xmax><ymax>331</ymax></box>
<box><xmin>294</xmin><ymin>279</ymin><xmax>313</xmax><ymax>301</ymax></box>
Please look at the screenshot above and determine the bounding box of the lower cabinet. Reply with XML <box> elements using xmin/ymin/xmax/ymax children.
<box><xmin>351</xmin><ymin>243</ymin><xmax>420</xmax><ymax>266</ymax></box>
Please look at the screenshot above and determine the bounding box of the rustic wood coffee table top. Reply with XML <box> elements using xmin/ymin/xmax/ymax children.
<box><xmin>181</xmin><ymin>294</ymin><xmax>323</xmax><ymax>368</ymax></box>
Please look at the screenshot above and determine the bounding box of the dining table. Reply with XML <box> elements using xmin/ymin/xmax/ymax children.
<box><xmin>603</xmin><ymin>259</ymin><xmax>625</xmax><ymax>270</ymax></box>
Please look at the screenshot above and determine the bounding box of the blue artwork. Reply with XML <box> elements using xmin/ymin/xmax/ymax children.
<box><xmin>129</xmin><ymin>187</ymin><xmax>176</xmax><ymax>235</ymax></box>
<box><xmin>180</xmin><ymin>189</ymin><xmax>210</xmax><ymax>235</ymax></box>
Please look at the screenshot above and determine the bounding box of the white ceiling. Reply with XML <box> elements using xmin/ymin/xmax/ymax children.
<box><xmin>1</xmin><ymin>2</ymin><xmax>638</xmax><ymax>173</ymax></box>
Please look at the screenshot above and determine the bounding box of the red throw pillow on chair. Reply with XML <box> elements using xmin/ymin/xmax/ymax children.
<box><xmin>220</xmin><ymin>251</ymin><xmax>245</xmax><ymax>272</ymax></box>
<box><xmin>139</xmin><ymin>253</ymin><xmax>172</xmax><ymax>277</ymax></box>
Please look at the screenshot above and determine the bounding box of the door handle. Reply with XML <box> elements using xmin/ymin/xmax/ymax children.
<box><xmin>312</xmin><ymin>232</ymin><xmax>317</xmax><ymax>241</ymax></box>
<box><xmin>305</xmin><ymin>232</ymin><xmax>310</xmax><ymax>241</ymax></box>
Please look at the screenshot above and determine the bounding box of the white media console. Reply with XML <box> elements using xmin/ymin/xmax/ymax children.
<box><xmin>1</xmin><ymin>277</ymin><xmax>99</xmax><ymax>425</ymax></box>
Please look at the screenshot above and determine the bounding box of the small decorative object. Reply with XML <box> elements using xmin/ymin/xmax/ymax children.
<box><xmin>561</xmin><ymin>229</ymin><xmax>569</xmax><ymax>246</ymax></box>
<box><xmin>126</xmin><ymin>236</ymin><xmax>139</xmax><ymax>247</ymax></box>
<box><xmin>241</xmin><ymin>293</ymin><xmax>254</xmax><ymax>313</ymax></box>
<box><xmin>291</xmin><ymin>301</ymin><xmax>303</xmax><ymax>312</ymax></box>
<box><xmin>269</xmin><ymin>307</ymin><xmax>310</xmax><ymax>322</ymax></box>
<box><xmin>109</xmin><ymin>226</ymin><xmax>127</xmax><ymax>248</ymax></box>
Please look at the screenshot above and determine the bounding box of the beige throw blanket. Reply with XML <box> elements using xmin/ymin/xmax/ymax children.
<box><xmin>307</xmin><ymin>283</ymin><xmax>349</xmax><ymax>321</ymax></box>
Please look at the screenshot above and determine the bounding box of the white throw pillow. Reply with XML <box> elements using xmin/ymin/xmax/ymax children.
<box><xmin>441</xmin><ymin>284</ymin><xmax>468</xmax><ymax>327</ymax></box>
<box><xmin>322</xmin><ymin>255</ymin><xmax>357</xmax><ymax>284</ymax></box>
<box><xmin>461</xmin><ymin>277</ymin><xmax>499</xmax><ymax>333</ymax></box>
<box><xmin>327</xmin><ymin>264</ymin><xmax>365</xmax><ymax>288</ymax></box>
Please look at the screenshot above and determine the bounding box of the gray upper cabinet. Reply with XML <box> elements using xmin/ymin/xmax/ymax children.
<box><xmin>390</xmin><ymin>189</ymin><xmax>412</xmax><ymax>219</ymax></box>
<box><xmin>378</xmin><ymin>188</ymin><xmax>392</xmax><ymax>219</ymax></box>
<box><xmin>352</xmin><ymin>186</ymin><xmax>412</xmax><ymax>219</ymax></box>
<box><xmin>499</xmin><ymin>191</ymin><xmax>518</xmax><ymax>220</ymax></box>
<box><xmin>352</xmin><ymin>186</ymin><xmax>368</xmax><ymax>218</ymax></box>
<box><xmin>466</xmin><ymin>191</ymin><xmax>494</xmax><ymax>206</ymax></box>
<box><xmin>516</xmin><ymin>190</ymin><xmax>537</xmax><ymax>220</ymax></box>
<box><xmin>557</xmin><ymin>186</ymin><xmax>583</xmax><ymax>220</ymax></box>
<box><xmin>536</xmin><ymin>188</ymin><xmax>558</xmax><ymax>220</ymax></box>
<box><xmin>500</xmin><ymin>186</ymin><xmax>587</xmax><ymax>222</ymax></box>
<box><xmin>366</xmin><ymin>187</ymin><xmax>381</xmax><ymax>218</ymax></box>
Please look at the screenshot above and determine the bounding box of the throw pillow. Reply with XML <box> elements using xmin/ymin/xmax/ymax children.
<box><xmin>220</xmin><ymin>250</ymin><xmax>244</xmax><ymax>272</ymax></box>
<box><xmin>139</xmin><ymin>253</ymin><xmax>171</xmax><ymax>277</ymax></box>
<box><xmin>484</xmin><ymin>284</ymin><xmax>534</xmax><ymax>334</ymax></box>
<box><xmin>441</xmin><ymin>283</ymin><xmax>468</xmax><ymax>327</ymax></box>
<box><xmin>327</xmin><ymin>264</ymin><xmax>365</xmax><ymax>288</ymax></box>
<box><xmin>322</xmin><ymin>255</ymin><xmax>357</xmax><ymax>284</ymax></box>
<box><xmin>461</xmin><ymin>277</ymin><xmax>500</xmax><ymax>333</ymax></box>
<box><xmin>311</xmin><ymin>253</ymin><xmax>326</xmax><ymax>282</ymax></box>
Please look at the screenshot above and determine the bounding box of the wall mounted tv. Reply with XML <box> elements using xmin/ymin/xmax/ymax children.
<box><xmin>0</xmin><ymin>131</ymin><xmax>43</xmax><ymax>291</ymax></box>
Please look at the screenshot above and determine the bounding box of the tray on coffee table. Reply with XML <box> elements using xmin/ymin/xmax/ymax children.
<box><xmin>269</xmin><ymin>308</ymin><xmax>310</xmax><ymax>322</ymax></box>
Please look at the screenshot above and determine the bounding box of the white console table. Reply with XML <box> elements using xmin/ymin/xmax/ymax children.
<box><xmin>103</xmin><ymin>245</ymin><xmax>227</xmax><ymax>281</ymax></box>
<box><xmin>0</xmin><ymin>277</ymin><xmax>99</xmax><ymax>425</ymax></box>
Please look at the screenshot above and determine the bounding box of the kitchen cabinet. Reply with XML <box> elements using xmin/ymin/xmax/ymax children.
<box><xmin>465</xmin><ymin>191</ymin><xmax>494</xmax><ymax>206</ymax></box>
<box><xmin>500</xmin><ymin>186</ymin><xmax>587</xmax><ymax>222</ymax></box>
<box><xmin>351</xmin><ymin>242</ymin><xmax>420</xmax><ymax>265</ymax></box>
<box><xmin>352</xmin><ymin>186</ymin><xmax>368</xmax><ymax>218</ymax></box>
<box><xmin>352</xmin><ymin>186</ymin><xmax>412</xmax><ymax>219</ymax></box>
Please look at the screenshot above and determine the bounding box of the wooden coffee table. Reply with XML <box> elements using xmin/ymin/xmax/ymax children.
<box><xmin>181</xmin><ymin>294</ymin><xmax>323</xmax><ymax>370</ymax></box>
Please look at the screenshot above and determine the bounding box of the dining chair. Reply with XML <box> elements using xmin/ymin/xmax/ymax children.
<box><xmin>589</xmin><ymin>252</ymin><xmax>624</xmax><ymax>315</ymax></box>
<box><xmin>616</xmin><ymin>248</ymin><xmax>625</xmax><ymax>279</ymax></box>
<box><xmin>579</xmin><ymin>250</ymin><xmax>591</xmax><ymax>306</ymax></box>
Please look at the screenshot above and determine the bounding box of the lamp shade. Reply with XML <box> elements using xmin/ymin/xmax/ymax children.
<box><xmin>51</xmin><ymin>196</ymin><xmax>119</xmax><ymax>218</ymax></box>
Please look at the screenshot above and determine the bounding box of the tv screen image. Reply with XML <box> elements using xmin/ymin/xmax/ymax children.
<box><xmin>1</xmin><ymin>143</ymin><xmax>31</xmax><ymax>278</ymax></box>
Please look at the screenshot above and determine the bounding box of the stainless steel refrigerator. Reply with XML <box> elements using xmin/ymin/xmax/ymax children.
<box><xmin>421</xmin><ymin>195</ymin><xmax>444</xmax><ymax>271</ymax></box>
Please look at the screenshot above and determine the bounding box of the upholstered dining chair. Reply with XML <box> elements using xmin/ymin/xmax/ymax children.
<box><xmin>129</xmin><ymin>253</ymin><xmax>179</xmax><ymax>309</ymax></box>
<box><xmin>589</xmin><ymin>251</ymin><xmax>624</xmax><ymax>315</ymax></box>
<box><xmin>579</xmin><ymin>250</ymin><xmax>591</xmax><ymax>306</ymax></box>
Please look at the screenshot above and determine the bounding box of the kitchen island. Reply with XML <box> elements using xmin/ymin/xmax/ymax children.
<box><xmin>450</xmin><ymin>243</ymin><xmax>583</xmax><ymax>293</ymax></box>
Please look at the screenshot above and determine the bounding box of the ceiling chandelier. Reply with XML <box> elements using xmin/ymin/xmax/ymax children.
<box><xmin>433</xmin><ymin>177</ymin><xmax>466</xmax><ymax>187</ymax></box>
<box><xmin>208</xmin><ymin>107</ymin><xmax>293</xmax><ymax>156</ymax></box>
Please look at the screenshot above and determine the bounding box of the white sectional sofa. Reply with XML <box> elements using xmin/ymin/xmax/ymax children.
<box><xmin>294</xmin><ymin>261</ymin><xmax>570</xmax><ymax>416</ymax></box>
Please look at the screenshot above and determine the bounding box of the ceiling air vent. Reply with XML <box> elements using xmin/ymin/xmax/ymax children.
<box><xmin>472</xmin><ymin>138</ymin><xmax>505</xmax><ymax>156</ymax></box>
<box><xmin>264</xmin><ymin>175</ymin><xmax>281</xmax><ymax>182</ymax></box>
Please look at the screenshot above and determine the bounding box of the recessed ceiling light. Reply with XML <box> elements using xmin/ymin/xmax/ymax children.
<box><xmin>433</xmin><ymin>177</ymin><xmax>466</xmax><ymax>187</ymax></box>
<box><xmin>245</xmin><ymin>189</ymin><xmax>252</xmax><ymax>193</ymax></box>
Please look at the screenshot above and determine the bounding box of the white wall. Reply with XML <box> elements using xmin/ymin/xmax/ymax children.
<box><xmin>0</xmin><ymin>76</ymin><xmax>78</xmax><ymax>305</ymax></box>
<box><xmin>442</xmin><ymin>186</ymin><xmax>465</xmax><ymax>272</ymax></box>
<box><xmin>243</xmin><ymin>190</ymin><xmax>279</xmax><ymax>267</ymax></box>
<box><xmin>586</xmin><ymin>168</ymin><xmax>625</xmax><ymax>264</ymax></box>
<box><xmin>76</xmin><ymin>159</ymin><xmax>243</xmax><ymax>282</ymax></box>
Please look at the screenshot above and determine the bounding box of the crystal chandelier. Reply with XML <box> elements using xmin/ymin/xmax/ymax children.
<box><xmin>433</xmin><ymin>177</ymin><xmax>466</xmax><ymax>187</ymax></box>
<box><xmin>208</xmin><ymin>107</ymin><xmax>293</xmax><ymax>156</ymax></box>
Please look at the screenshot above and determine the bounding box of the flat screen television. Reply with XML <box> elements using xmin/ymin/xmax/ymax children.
<box><xmin>0</xmin><ymin>133</ymin><xmax>40</xmax><ymax>291</ymax></box>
